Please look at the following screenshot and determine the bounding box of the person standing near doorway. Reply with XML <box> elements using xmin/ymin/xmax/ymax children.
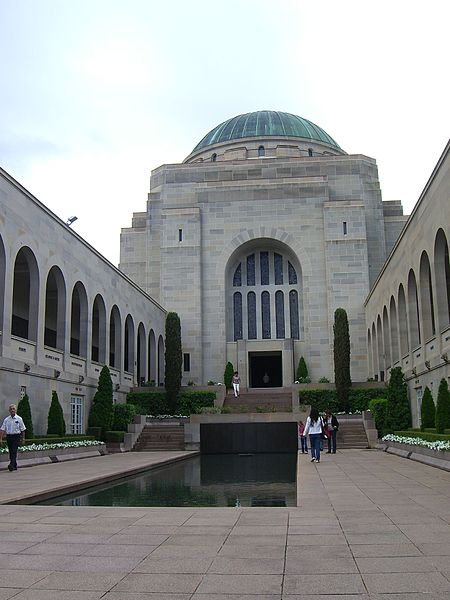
<box><xmin>232</xmin><ymin>371</ymin><xmax>241</xmax><ymax>397</ymax></box>
<box><xmin>0</xmin><ymin>404</ymin><xmax>26</xmax><ymax>471</ymax></box>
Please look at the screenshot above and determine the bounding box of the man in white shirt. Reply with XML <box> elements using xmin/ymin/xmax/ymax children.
<box><xmin>0</xmin><ymin>404</ymin><xmax>26</xmax><ymax>471</ymax></box>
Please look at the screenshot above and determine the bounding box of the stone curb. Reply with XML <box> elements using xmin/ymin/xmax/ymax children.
<box><xmin>377</xmin><ymin>440</ymin><xmax>450</xmax><ymax>472</ymax></box>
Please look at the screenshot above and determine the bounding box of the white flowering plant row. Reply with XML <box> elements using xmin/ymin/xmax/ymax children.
<box><xmin>382</xmin><ymin>434</ymin><xmax>450</xmax><ymax>452</ymax></box>
<box><xmin>0</xmin><ymin>440</ymin><xmax>104</xmax><ymax>454</ymax></box>
<box><xmin>146</xmin><ymin>414</ymin><xmax>189</xmax><ymax>420</ymax></box>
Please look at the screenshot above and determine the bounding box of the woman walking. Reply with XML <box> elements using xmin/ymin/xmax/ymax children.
<box><xmin>232</xmin><ymin>371</ymin><xmax>241</xmax><ymax>397</ymax></box>
<box><xmin>303</xmin><ymin>407</ymin><xmax>324</xmax><ymax>463</ymax></box>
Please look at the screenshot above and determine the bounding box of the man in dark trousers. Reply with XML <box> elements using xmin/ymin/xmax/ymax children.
<box><xmin>324</xmin><ymin>409</ymin><xmax>339</xmax><ymax>454</ymax></box>
<box><xmin>0</xmin><ymin>404</ymin><xmax>26</xmax><ymax>471</ymax></box>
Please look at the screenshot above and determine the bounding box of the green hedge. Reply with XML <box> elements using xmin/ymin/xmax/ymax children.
<box><xmin>21</xmin><ymin>435</ymin><xmax>96</xmax><ymax>446</ymax></box>
<box><xmin>104</xmin><ymin>430</ymin><xmax>125</xmax><ymax>443</ymax></box>
<box><xmin>394</xmin><ymin>430</ymin><xmax>450</xmax><ymax>442</ymax></box>
<box><xmin>127</xmin><ymin>391</ymin><xmax>215</xmax><ymax>415</ymax></box>
<box><xmin>368</xmin><ymin>398</ymin><xmax>388</xmax><ymax>438</ymax></box>
<box><xmin>298</xmin><ymin>388</ymin><xmax>385</xmax><ymax>413</ymax></box>
<box><xmin>112</xmin><ymin>403</ymin><xmax>136</xmax><ymax>431</ymax></box>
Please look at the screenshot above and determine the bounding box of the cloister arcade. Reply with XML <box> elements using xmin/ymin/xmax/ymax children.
<box><xmin>367</xmin><ymin>228</ymin><xmax>450</xmax><ymax>382</ymax></box>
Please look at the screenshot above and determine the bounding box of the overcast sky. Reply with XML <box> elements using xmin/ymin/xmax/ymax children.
<box><xmin>1</xmin><ymin>0</ymin><xmax>449</xmax><ymax>265</ymax></box>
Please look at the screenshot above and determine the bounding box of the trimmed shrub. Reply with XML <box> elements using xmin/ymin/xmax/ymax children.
<box><xmin>224</xmin><ymin>362</ymin><xmax>234</xmax><ymax>390</ymax></box>
<box><xmin>420</xmin><ymin>386</ymin><xmax>435</xmax><ymax>431</ymax></box>
<box><xmin>333</xmin><ymin>308</ymin><xmax>351</xmax><ymax>412</ymax></box>
<box><xmin>127</xmin><ymin>390</ymin><xmax>215</xmax><ymax>415</ymax></box>
<box><xmin>178</xmin><ymin>392</ymin><xmax>215</xmax><ymax>414</ymax></box>
<box><xmin>88</xmin><ymin>365</ymin><xmax>114</xmax><ymax>435</ymax></box>
<box><xmin>23</xmin><ymin>435</ymin><xmax>96</xmax><ymax>446</ymax></box>
<box><xmin>385</xmin><ymin>367</ymin><xmax>411</xmax><ymax>433</ymax></box>
<box><xmin>435</xmin><ymin>378</ymin><xmax>450</xmax><ymax>433</ymax></box>
<box><xmin>165</xmin><ymin>312</ymin><xmax>182</xmax><ymax>413</ymax></box>
<box><xmin>296</xmin><ymin>357</ymin><xmax>308</xmax><ymax>382</ymax></box>
<box><xmin>368</xmin><ymin>398</ymin><xmax>388</xmax><ymax>438</ymax></box>
<box><xmin>393</xmin><ymin>430</ymin><xmax>450</xmax><ymax>442</ymax></box>
<box><xmin>47</xmin><ymin>391</ymin><xmax>66</xmax><ymax>436</ymax></box>
<box><xmin>298</xmin><ymin>387</ymin><xmax>384</xmax><ymax>413</ymax></box>
<box><xmin>112</xmin><ymin>403</ymin><xmax>137</xmax><ymax>431</ymax></box>
<box><xmin>86</xmin><ymin>427</ymin><xmax>102</xmax><ymax>439</ymax></box>
<box><xmin>104</xmin><ymin>431</ymin><xmax>125</xmax><ymax>443</ymax></box>
<box><xmin>17</xmin><ymin>394</ymin><xmax>34</xmax><ymax>439</ymax></box>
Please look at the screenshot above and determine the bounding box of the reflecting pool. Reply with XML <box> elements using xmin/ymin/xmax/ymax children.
<box><xmin>38</xmin><ymin>453</ymin><xmax>297</xmax><ymax>507</ymax></box>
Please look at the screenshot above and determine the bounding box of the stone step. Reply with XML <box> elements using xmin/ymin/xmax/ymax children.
<box><xmin>134</xmin><ymin>424</ymin><xmax>185</xmax><ymax>452</ymax></box>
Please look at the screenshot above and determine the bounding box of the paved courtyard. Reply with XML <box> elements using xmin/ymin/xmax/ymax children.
<box><xmin>1</xmin><ymin>449</ymin><xmax>450</xmax><ymax>598</ymax></box>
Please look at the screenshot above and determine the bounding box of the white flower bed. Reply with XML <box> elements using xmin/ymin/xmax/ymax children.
<box><xmin>146</xmin><ymin>414</ymin><xmax>188</xmax><ymax>419</ymax></box>
<box><xmin>382</xmin><ymin>434</ymin><xmax>450</xmax><ymax>452</ymax></box>
<box><xmin>0</xmin><ymin>440</ymin><xmax>104</xmax><ymax>454</ymax></box>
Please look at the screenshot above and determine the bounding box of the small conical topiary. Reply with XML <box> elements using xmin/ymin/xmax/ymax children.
<box><xmin>88</xmin><ymin>365</ymin><xmax>114</xmax><ymax>434</ymax></box>
<box><xmin>435</xmin><ymin>378</ymin><xmax>450</xmax><ymax>434</ymax></box>
<box><xmin>224</xmin><ymin>362</ymin><xmax>234</xmax><ymax>390</ymax></box>
<box><xmin>420</xmin><ymin>386</ymin><xmax>435</xmax><ymax>431</ymax></box>
<box><xmin>296</xmin><ymin>357</ymin><xmax>308</xmax><ymax>382</ymax></box>
<box><xmin>18</xmin><ymin>394</ymin><xmax>34</xmax><ymax>439</ymax></box>
<box><xmin>47</xmin><ymin>391</ymin><xmax>66</xmax><ymax>436</ymax></box>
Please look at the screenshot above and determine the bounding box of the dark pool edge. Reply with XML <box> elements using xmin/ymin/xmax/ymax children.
<box><xmin>2</xmin><ymin>452</ymin><xmax>201</xmax><ymax>505</ymax></box>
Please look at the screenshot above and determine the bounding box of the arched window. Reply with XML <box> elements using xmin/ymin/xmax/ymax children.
<box><xmin>390</xmin><ymin>296</ymin><xmax>399</xmax><ymax>364</ymax></box>
<box><xmin>233</xmin><ymin>264</ymin><xmax>242</xmax><ymax>286</ymax></box>
<box><xmin>44</xmin><ymin>266</ymin><xmax>66</xmax><ymax>350</ymax></box>
<box><xmin>367</xmin><ymin>328</ymin><xmax>373</xmax><ymax>378</ymax></box>
<box><xmin>137</xmin><ymin>322</ymin><xmax>146</xmax><ymax>385</ymax></box>
<box><xmin>377</xmin><ymin>315</ymin><xmax>384</xmax><ymax>381</ymax></box>
<box><xmin>247</xmin><ymin>292</ymin><xmax>256</xmax><ymax>339</ymax></box>
<box><xmin>91</xmin><ymin>294</ymin><xmax>107</xmax><ymax>363</ymax></box>
<box><xmin>407</xmin><ymin>269</ymin><xmax>421</xmax><ymax>349</ymax></box>
<box><xmin>211</xmin><ymin>153</ymin><xmax>217</xmax><ymax>162</ymax></box>
<box><xmin>308</xmin><ymin>148</ymin><xmax>313</xmax><ymax>157</ymax></box>
<box><xmin>11</xmin><ymin>247</ymin><xmax>39</xmax><ymax>341</ymax></box>
<box><xmin>233</xmin><ymin>292</ymin><xmax>243</xmax><ymax>341</ymax></box>
<box><xmin>275</xmin><ymin>291</ymin><xmax>285</xmax><ymax>339</ymax></box>
<box><xmin>289</xmin><ymin>290</ymin><xmax>299</xmax><ymax>340</ymax></box>
<box><xmin>70</xmin><ymin>282</ymin><xmax>88</xmax><ymax>357</ymax></box>
<box><xmin>434</xmin><ymin>229</ymin><xmax>450</xmax><ymax>331</ymax></box>
<box><xmin>124</xmin><ymin>314</ymin><xmax>135</xmax><ymax>373</ymax></box>
<box><xmin>258</xmin><ymin>145</ymin><xmax>265</xmax><ymax>157</ymax></box>
<box><xmin>371</xmin><ymin>322</ymin><xmax>378</xmax><ymax>378</ymax></box>
<box><xmin>109</xmin><ymin>305</ymin><xmax>121</xmax><ymax>368</ymax></box>
<box><xmin>419</xmin><ymin>251</ymin><xmax>436</xmax><ymax>340</ymax></box>
<box><xmin>148</xmin><ymin>329</ymin><xmax>156</xmax><ymax>383</ymax></box>
<box><xmin>157</xmin><ymin>335</ymin><xmax>164</xmax><ymax>385</ymax></box>
<box><xmin>261</xmin><ymin>291</ymin><xmax>271</xmax><ymax>339</ymax></box>
<box><xmin>398</xmin><ymin>284</ymin><xmax>409</xmax><ymax>356</ymax></box>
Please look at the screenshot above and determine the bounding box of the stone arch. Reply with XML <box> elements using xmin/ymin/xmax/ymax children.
<box><xmin>383</xmin><ymin>306</ymin><xmax>391</xmax><ymax>370</ymax></box>
<box><xmin>407</xmin><ymin>269</ymin><xmax>421</xmax><ymax>349</ymax></box>
<box><xmin>434</xmin><ymin>228</ymin><xmax>450</xmax><ymax>331</ymax></box>
<box><xmin>148</xmin><ymin>328</ymin><xmax>156</xmax><ymax>383</ymax></box>
<box><xmin>225</xmin><ymin>237</ymin><xmax>303</xmax><ymax>342</ymax></box>
<box><xmin>11</xmin><ymin>246</ymin><xmax>39</xmax><ymax>341</ymax></box>
<box><xmin>376</xmin><ymin>314</ymin><xmax>384</xmax><ymax>381</ymax></box>
<box><xmin>124</xmin><ymin>314</ymin><xmax>135</xmax><ymax>373</ymax></box>
<box><xmin>371</xmin><ymin>322</ymin><xmax>378</xmax><ymax>379</ymax></box>
<box><xmin>70</xmin><ymin>282</ymin><xmax>88</xmax><ymax>357</ymax></box>
<box><xmin>109</xmin><ymin>305</ymin><xmax>122</xmax><ymax>369</ymax></box>
<box><xmin>137</xmin><ymin>322</ymin><xmax>147</xmax><ymax>385</ymax></box>
<box><xmin>157</xmin><ymin>334</ymin><xmax>164</xmax><ymax>386</ymax></box>
<box><xmin>44</xmin><ymin>265</ymin><xmax>66</xmax><ymax>350</ymax></box>
<box><xmin>389</xmin><ymin>296</ymin><xmax>399</xmax><ymax>364</ymax></box>
<box><xmin>367</xmin><ymin>328</ymin><xmax>373</xmax><ymax>379</ymax></box>
<box><xmin>91</xmin><ymin>294</ymin><xmax>107</xmax><ymax>363</ymax></box>
<box><xmin>398</xmin><ymin>284</ymin><xmax>409</xmax><ymax>356</ymax></box>
<box><xmin>419</xmin><ymin>250</ymin><xmax>436</xmax><ymax>341</ymax></box>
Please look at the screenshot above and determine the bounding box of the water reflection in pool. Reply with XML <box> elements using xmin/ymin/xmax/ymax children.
<box><xmin>39</xmin><ymin>453</ymin><xmax>297</xmax><ymax>507</ymax></box>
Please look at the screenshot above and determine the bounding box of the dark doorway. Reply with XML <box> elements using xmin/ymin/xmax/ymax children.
<box><xmin>249</xmin><ymin>352</ymin><xmax>282</xmax><ymax>387</ymax></box>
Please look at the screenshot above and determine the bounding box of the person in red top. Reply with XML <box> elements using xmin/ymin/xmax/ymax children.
<box><xmin>298</xmin><ymin>420</ymin><xmax>308</xmax><ymax>454</ymax></box>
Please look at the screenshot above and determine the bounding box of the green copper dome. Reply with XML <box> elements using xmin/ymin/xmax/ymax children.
<box><xmin>192</xmin><ymin>110</ymin><xmax>341</xmax><ymax>152</ymax></box>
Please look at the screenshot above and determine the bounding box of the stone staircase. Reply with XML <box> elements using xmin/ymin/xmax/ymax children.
<box><xmin>336</xmin><ymin>416</ymin><xmax>369</xmax><ymax>449</ymax></box>
<box><xmin>223</xmin><ymin>388</ymin><xmax>292</xmax><ymax>412</ymax></box>
<box><xmin>133</xmin><ymin>423</ymin><xmax>185</xmax><ymax>451</ymax></box>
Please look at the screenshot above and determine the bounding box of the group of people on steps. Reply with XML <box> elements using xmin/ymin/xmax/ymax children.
<box><xmin>298</xmin><ymin>408</ymin><xmax>339</xmax><ymax>462</ymax></box>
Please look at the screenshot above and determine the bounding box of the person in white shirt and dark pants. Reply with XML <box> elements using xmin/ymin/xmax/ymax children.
<box><xmin>303</xmin><ymin>407</ymin><xmax>324</xmax><ymax>463</ymax></box>
<box><xmin>0</xmin><ymin>404</ymin><xmax>26</xmax><ymax>471</ymax></box>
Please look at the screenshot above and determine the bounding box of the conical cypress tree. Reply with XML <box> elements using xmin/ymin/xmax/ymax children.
<box><xmin>88</xmin><ymin>365</ymin><xmax>114</xmax><ymax>433</ymax></box>
<box><xmin>333</xmin><ymin>308</ymin><xmax>351</xmax><ymax>412</ymax></box>
<box><xmin>296</xmin><ymin>356</ymin><xmax>308</xmax><ymax>382</ymax></box>
<box><xmin>18</xmin><ymin>394</ymin><xmax>34</xmax><ymax>439</ymax></box>
<box><xmin>420</xmin><ymin>386</ymin><xmax>435</xmax><ymax>431</ymax></box>
<box><xmin>224</xmin><ymin>362</ymin><xmax>234</xmax><ymax>390</ymax></box>
<box><xmin>385</xmin><ymin>367</ymin><xmax>411</xmax><ymax>432</ymax></box>
<box><xmin>47</xmin><ymin>391</ymin><xmax>66</xmax><ymax>436</ymax></box>
<box><xmin>435</xmin><ymin>378</ymin><xmax>450</xmax><ymax>434</ymax></box>
<box><xmin>164</xmin><ymin>312</ymin><xmax>182</xmax><ymax>413</ymax></box>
